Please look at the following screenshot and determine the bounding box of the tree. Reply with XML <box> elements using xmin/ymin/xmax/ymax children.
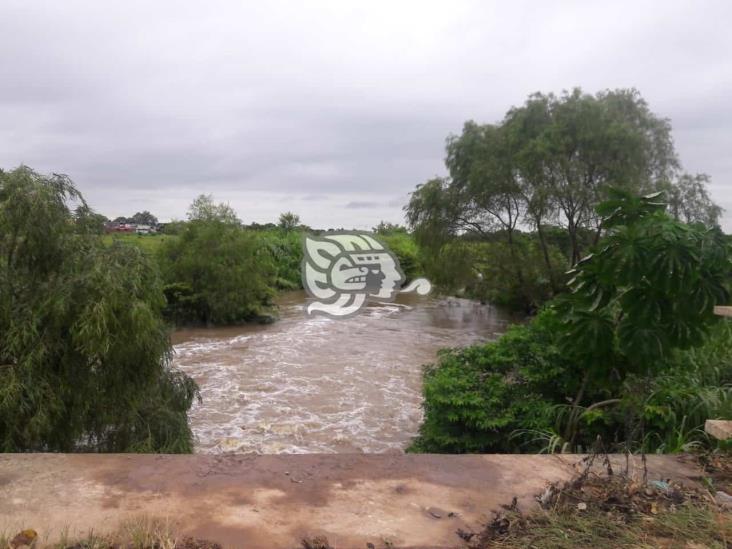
<box><xmin>187</xmin><ymin>194</ymin><xmax>239</xmax><ymax>224</ymax></box>
<box><xmin>564</xmin><ymin>189</ymin><xmax>730</xmax><ymax>368</ymax></box>
<box><xmin>278</xmin><ymin>211</ymin><xmax>300</xmax><ymax>231</ymax></box>
<box><xmin>159</xmin><ymin>196</ymin><xmax>275</xmax><ymax>325</ymax></box>
<box><xmin>131</xmin><ymin>210</ymin><xmax>158</xmax><ymax>226</ymax></box>
<box><xmin>406</xmin><ymin>88</ymin><xmax>720</xmax><ymax>309</ymax></box>
<box><xmin>406</xmin><ymin>130</ymin><xmax>537</xmax><ymax>306</ymax></box>
<box><xmin>373</xmin><ymin>221</ymin><xmax>407</xmax><ymax>235</ymax></box>
<box><xmin>408</xmin><ymin>89</ymin><xmax>681</xmax><ymax>259</ymax></box>
<box><xmin>503</xmin><ymin>93</ymin><xmax>558</xmax><ymax>283</ymax></box>
<box><xmin>664</xmin><ymin>173</ymin><xmax>722</xmax><ymax>226</ymax></box>
<box><xmin>503</xmin><ymin>88</ymin><xmax>678</xmax><ymax>263</ymax></box>
<box><xmin>446</xmin><ymin>121</ymin><xmax>526</xmax><ymax>284</ymax></box>
<box><xmin>76</xmin><ymin>207</ymin><xmax>108</xmax><ymax>234</ymax></box>
<box><xmin>0</xmin><ymin>166</ymin><xmax>197</xmax><ymax>452</ymax></box>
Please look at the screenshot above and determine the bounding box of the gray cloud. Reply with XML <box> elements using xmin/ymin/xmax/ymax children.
<box><xmin>1</xmin><ymin>0</ymin><xmax>731</xmax><ymax>229</ymax></box>
<box><xmin>345</xmin><ymin>201</ymin><xmax>381</xmax><ymax>209</ymax></box>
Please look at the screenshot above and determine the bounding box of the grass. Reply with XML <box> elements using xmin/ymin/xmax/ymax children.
<box><xmin>489</xmin><ymin>503</ymin><xmax>730</xmax><ymax>548</ymax></box>
<box><xmin>1</xmin><ymin>516</ymin><xmax>219</xmax><ymax>549</ymax></box>
<box><xmin>102</xmin><ymin>233</ymin><xmax>175</xmax><ymax>254</ymax></box>
<box><xmin>2</xmin><ymin>501</ymin><xmax>728</xmax><ymax>548</ymax></box>
<box><xmin>469</xmin><ymin>452</ymin><xmax>732</xmax><ymax>549</ymax></box>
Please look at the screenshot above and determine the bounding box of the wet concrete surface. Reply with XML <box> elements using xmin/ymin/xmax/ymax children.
<box><xmin>0</xmin><ymin>453</ymin><xmax>705</xmax><ymax>548</ymax></box>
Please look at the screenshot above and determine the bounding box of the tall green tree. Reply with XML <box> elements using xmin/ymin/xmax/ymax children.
<box><xmin>504</xmin><ymin>93</ymin><xmax>558</xmax><ymax>283</ymax></box>
<box><xmin>278</xmin><ymin>211</ymin><xmax>301</xmax><ymax>231</ymax></box>
<box><xmin>0</xmin><ymin>167</ymin><xmax>197</xmax><ymax>452</ymax></box>
<box><xmin>187</xmin><ymin>194</ymin><xmax>239</xmax><ymax>224</ymax></box>
<box><xmin>445</xmin><ymin>121</ymin><xmax>526</xmax><ymax>284</ymax></box>
<box><xmin>406</xmin><ymin>88</ymin><xmax>720</xmax><ymax>309</ymax></box>
<box><xmin>159</xmin><ymin>196</ymin><xmax>275</xmax><ymax>325</ymax></box>
<box><xmin>131</xmin><ymin>210</ymin><xmax>158</xmax><ymax>225</ymax></box>
<box><xmin>511</xmin><ymin>89</ymin><xmax>678</xmax><ymax>263</ymax></box>
<box><xmin>663</xmin><ymin>173</ymin><xmax>722</xmax><ymax>226</ymax></box>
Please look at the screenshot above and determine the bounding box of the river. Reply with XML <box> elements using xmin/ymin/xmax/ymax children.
<box><xmin>171</xmin><ymin>291</ymin><xmax>518</xmax><ymax>453</ymax></box>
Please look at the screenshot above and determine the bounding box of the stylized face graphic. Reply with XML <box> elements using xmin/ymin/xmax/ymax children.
<box><xmin>330</xmin><ymin>251</ymin><xmax>404</xmax><ymax>299</ymax></box>
<box><xmin>302</xmin><ymin>232</ymin><xmax>429</xmax><ymax>317</ymax></box>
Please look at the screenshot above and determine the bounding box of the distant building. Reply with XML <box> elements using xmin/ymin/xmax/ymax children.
<box><xmin>104</xmin><ymin>221</ymin><xmax>160</xmax><ymax>234</ymax></box>
<box><xmin>105</xmin><ymin>222</ymin><xmax>135</xmax><ymax>233</ymax></box>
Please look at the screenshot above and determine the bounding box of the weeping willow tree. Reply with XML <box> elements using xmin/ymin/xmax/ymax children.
<box><xmin>0</xmin><ymin>166</ymin><xmax>198</xmax><ymax>452</ymax></box>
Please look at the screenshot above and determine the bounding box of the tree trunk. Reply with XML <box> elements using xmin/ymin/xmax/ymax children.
<box><xmin>563</xmin><ymin>370</ymin><xmax>590</xmax><ymax>448</ymax></box>
<box><xmin>592</xmin><ymin>224</ymin><xmax>602</xmax><ymax>246</ymax></box>
<box><xmin>568</xmin><ymin>217</ymin><xmax>580</xmax><ymax>266</ymax></box>
<box><xmin>506</xmin><ymin>227</ymin><xmax>525</xmax><ymax>286</ymax></box>
<box><xmin>535</xmin><ymin>221</ymin><xmax>556</xmax><ymax>291</ymax></box>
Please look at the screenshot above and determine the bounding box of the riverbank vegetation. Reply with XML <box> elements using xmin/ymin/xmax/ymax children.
<box><xmin>157</xmin><ymin>195</ymin><xmax>277</xmax><ymax>326</ymax></box>
<box><xmin>102</xmin><ymin>231</ymin><xmax>175</xmax><ymax>253</ymax></box>
<box><xmin>469</xmin><ymin>455</ymin><xmax>732</xmax><ymax>548</ymax></box>
<box><xmin>102</xmin><ymin>203</ymin><xmax>424</xmax><ymax>325</ymax></box>
<box><xmin>0</xmin><ymin>166</ymin><xmax>426</xmax><ymax>452</ymax></box>
<box><xmin>409</xmin><ymin>88</ymin><xmax>731</xmax><ymax>455</ymax></box>
<box><xmin>0</xmin><ymin>167</ymin><xmax>197</xmax><ymax>452</ymax></box>
<box><xmin>407</xmin><ymin>88</ymin><xmax>721</xmax><ymax>312</ymax></box>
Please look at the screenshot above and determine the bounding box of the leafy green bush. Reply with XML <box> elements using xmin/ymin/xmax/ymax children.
<box><xmin>158</xmin><ymin>219</ymin><xmax>276</xmax><ymax>325</ymax></box>
<box><xmin>410</xmin><ymin>306</ymin><xmax>732</xmax><ymax>454</ymax></box>
<box><xmin>468</xmin><ymin>235</ymin><xmax>565</xmax><ymax>310</ymax></box>
<box><xmin>409</xmin><ymin>308</ymin><xmax>578</xmax><ymax>453</ymax></box>
<box><xmin>637</xmin><ymin>321</ymin><xmax>732</xmax><ymax>452</ymax></box>
<box><xmin>411</xmin><ymin>190</ymin><xmax>732</xmax><ymax>454</ymax></box>
<box><xmin>559</xmin><ymin>190</ymin><xmax>729</xmax><ymax>382</ymax></box>
<box><xmin>252</xmin><ymin>228</ymin><xmax>424</xmax><ymax>292</ymax></box>
<box><xmin>379</xmin><ymin>231</ymin><xmax>424</xmax><ymax>282</ymax></box>
<box><xmin>415</xmin><ymin>233</ymin><xmax>565</xmax><ymax>311</ymax></box>
<box><xmin>0</xmin><ymin>167</ymin><xmax>197</xmax><ymax>452</ymax></box>
<box><xmin>258</xmin><ymin>228</ymin><xmax>303</xmax><ymax>290</ymax></box>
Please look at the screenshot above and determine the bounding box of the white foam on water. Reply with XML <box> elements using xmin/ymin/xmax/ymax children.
<box><xmin>172</xmin><ymin>294</ymin><xmax>516</xmax><ymax>453</ymax></box>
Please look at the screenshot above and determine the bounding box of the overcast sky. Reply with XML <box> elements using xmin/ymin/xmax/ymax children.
<box><xmin>1</xmin><ymin>1</ymin><xmax>731</xmax><ymax>230</ymax></box>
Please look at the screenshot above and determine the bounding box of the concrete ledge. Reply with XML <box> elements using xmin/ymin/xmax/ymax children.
<box><xmin>706</xmin><ymin>419</ymin><xmax>732</xmax><ymax>440</ymax></box>
<box><xmin>0</xmin><ymin>453</ymin><xmax>705</xmax><ymax>548</ymax></box>
<box><xmin>714</xmin><ymin>305</ymin><xmax>732</xmax><ymax>317</ymax></box>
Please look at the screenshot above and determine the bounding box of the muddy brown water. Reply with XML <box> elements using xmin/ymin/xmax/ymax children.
<box><xmin>172</xmin><ymin>291</ymin><xmax>519</xmax><ymax>454</ymax></box>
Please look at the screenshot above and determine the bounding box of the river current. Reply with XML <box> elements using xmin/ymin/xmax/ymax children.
<box><xmin>172</xmin><ymin>291</ymin><xmax>517</xmax><ymax>453</ymax></box>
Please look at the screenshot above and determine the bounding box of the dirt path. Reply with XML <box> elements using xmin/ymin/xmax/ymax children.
<box><xmin>0</xmin><ymin>453</ymin><xmax>705</xmax><ymax>548</ymax></box>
